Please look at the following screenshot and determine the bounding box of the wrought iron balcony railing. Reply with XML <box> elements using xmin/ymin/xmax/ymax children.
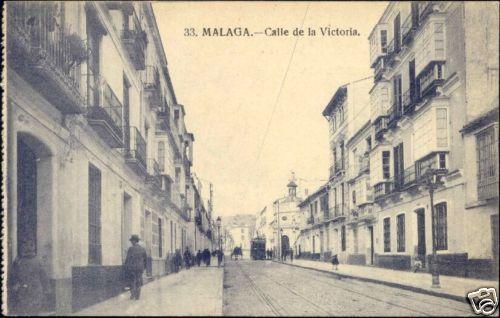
<box><xmin>415</xmin><ymin>151</ymin><xmax>448</xmax><ymax>179</ymax></box>
<box><xmin>125</xmin><ymin>126</ymin><xmax>147</xmax><ymax>173</ymax></box>
<box><xmin>388</xmin><ymin>101</ymin><xmax>403</xmax><ymax>127</ymax></box>
<box><xmin>374</xmin><ymin>116</ymin><xmax>389</xmax><ymax>140</ymax></box>
<box><xmin>401</xmin><ymin>13</ymin><xmax>416</xmax><ymax>46</ymax></box>
<box><xmin>146</xmin><ymin>158</ymin><xmax>162</xmax><ymax>188</ymax></box>
<box><xmin>374</xmin><ymin>57</ymin><xmax>387</xmax><ymax>82</ymax></box>
<box><xmin>403</xmin><ymin>164</ymin><xmax>417</xmax><ymax>187</ymax></box>
<box><xmin>419</xmin><ymin>62</ymin><xmax>445</xmax><ymax>99</ymax></box>
<box><xmin>7</xmin><ymin>1</ymin><xmax>86</xmax><ymax>114</ymax></box>
<box><xmin>374</xmin><ymin>181</ymin><xmax>393</xmax><ymax>200</ymax></box>
<box><xmin>142</xmin><ymin>65</ymin><xmax>162</xmax><ymax>107</ymax></box>
<box><xmin>120</xmin><ymin>8</ymin><xmax>147</xmax><ymax>70</ymax></box>
<box><xmin>418</xmin><ymin>1</ymin><xmax>439</xmax><ymax>25</ymax></box>
<box><xmin>402</xmin><ymin>88</ymin><xmax>420</xmax><ymax>115</ymax></box>
<box><xmin>85</xmin><ymin>73</ymin><xmax>124</xmax><ymax>148</ymax></box>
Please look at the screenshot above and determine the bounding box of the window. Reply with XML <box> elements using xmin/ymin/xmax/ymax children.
<box><xmin>434</xmin><ymin>203</ymin><xmax>447</xmax><ymax>250</ymax></box>
<box><xmin>394</xmin><ymin>14</ymin><xmax>401</xmax><ymax>52</ymax></box>
<box><xmin>158</xmin><ymin>142</ymin><xmax>165</xmax><ymax>171</ymax></box>
<box><xmin>380</xmin><ymin>30</ymin><xmax>387</xmax><ymax>53</ymax></box>
<box><xmin>397</xmin><ymin>214</ymin><xmax>405</xmax><ymax>252</ymax></box>
<box><xmin>476</xmin><ymin>126</ymin><xmax>498</xmax><ymax>200</ymax></box>
<box><xmin>436</xmin><ymin>108</ymin><xmax>448</xmax><ymax>147</ymax></box>
<box><xmin>383</xmin><ymin>217</ymin><xmax>391</xmax><ymax>252</ymax></box>
<box><xmin>282</xmin><ymin>216</ymin><xmax>287</xmax><ymax>221</ymax></box>
<box><xmin>352</xmin><ymin>190</ymin><xmax>356</xmax><ymax>205</ymax></box>
<box><xmin>341</xmin><ymin>225</ymin><xmax>346</xmax><ymax>251</ymax></box>
<box><xmin>314</xmin><ymin>201</ymin><xmax>318</xmax><ymax>215</ymax></box>
<box><xmin>174</xmin><ymin>109</ymin><xmax>180</xmax><ymax>121</ymax></box>
<box><xmin>366</xmin><ymin>137</ymin><xmax>372</xmax><ymax>151</ymax></box>
<box><xmin>88</xmin><ymin>164</ymin><xmax>102</xmax><ymax>265</ymax></box>
<box><xmin>382</xmin><ymin>151</ymin><xmax>391</xmax><ymax>179</ymax></box>
<box><xmin>175</xmin><ymin>167</ymin><xmax>181</xmax><ymax>182</ymax></box>
<box><xmin>393</xmin><ymin>75</ymin><xmax>403</xmax><ymax>114</ymax></box>
<box><xmin>393</xmin><ymin>143</ymin><xmax>404</xmax><ymax>189</ymax></box>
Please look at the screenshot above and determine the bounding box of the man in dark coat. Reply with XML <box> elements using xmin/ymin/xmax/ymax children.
<box><xmin>196</xmin><ymin>250</ymin><xmax>202</xmax><ymax>266</ymax></box>
<box><xmin>124</xmin><ymin>235</ymin><xmax>147</xmax><ymax>300</ymax></box>
<box><xmin>203</xmin><ymin>248</ymin><xmax>211</xmax><ymax>266</ymax></box>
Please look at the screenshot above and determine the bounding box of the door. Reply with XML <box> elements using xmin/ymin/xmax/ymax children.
<box><xmin>417</xmin><ymin>209</ymin><xmax>426</xmax><ymax>267</ymax></box>
<box><xmin>122</xmin><ymin>193</ymin><xmax>132</xmax><ymax>262</ymax></box>
<box><xmin>394</xmin><ymin>14</ymin><xmax>401</xmax><ymax>52</ymax></box>
<box><xmin>409</xmin><ymin>59</ymin><xmax>416</xmax><ymax>106</ymax></box>
<box><xmin>368</xmin><ymin>226</ymin><xmax>374</xmax><ymax>265</ymax></box>
<box><xmin>17</xmin><ymin>139</ymin><xmax>38</xmax><ymax>256</ymax></box>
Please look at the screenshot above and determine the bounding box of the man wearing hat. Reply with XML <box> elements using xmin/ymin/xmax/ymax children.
<box><xmin>124</xmin><ymin>235</ymin><xmax>147</xmax><ymax>300</ymax></box>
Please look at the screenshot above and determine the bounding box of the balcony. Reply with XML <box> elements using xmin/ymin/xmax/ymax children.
<box><xmin>7</xmin><ymin>2</ymin><xmax>86</xmax><ymax>114</ymax></box>
<box><xmin>375</xmin><ymin>116</ymin><xmax>389</xmax><ymax>141</ymax></box>
<box><xmin>386</xmin><ymin>38</ymin><xmax>400</xmax><ymax>65</ymax></box>
<box><xmin>120</xmin><ymin>8</ymin><xmax>147</xmax><ymax>70</ymax></box>
<box><xmin>125</xmin><ymin>126</ymin><xmax>147</xmax><ymax>174</ymax></box>
<box><xmin>329</xmin><ymin>165</ymin><xmax>336</xmax><ymax>180</ymax></box>
<box><xmin>374</xmin><ymin>57</ymin><xmax>387</xmax><ymax>82</ymax></box>
<box><xmin>402</xmin><ymin>88</ymin><xmax>420</xmax><ymax>115</ymax></box>
<box><xmin>403</xmin><ymin>165</ymin><xmax>417</xmax><ymax>188</ymax></box>
<box><xmin>415</xmin><ymin>151</ymin><xmax>448</xmax><ymax>179</ymax></box>
<box><xmin>401</xmin><ymin>14</ymin><xmax>417</xmax><ymax>46</ymax></box>
<box><xmin>369</xmin><ymin>25</ymin><xmax>388</xmax><ymax>68</ymax></box>
<box><xmin>86</xmin><ymin>74</ymin><xmax>124</xmax><ymax>148</ymax></box>
<box><xmin>419</xmin><ymin>62</ymin><xmax>445</xmax><ymax>99</ymax></box>
<box><xmin>142</xmin><ymin>66</ymin><xmax>162</xmax><ymax>108</ymax></box>
<box><xmin>351</xmin><ymin>204</ymin><xmax>374</xmax><ymax>222</ymax></box>
<box><xmin>418</xmin><ymin>1</ymin><xmax>439</xmax><ymax>25</ymax></box>
<box><xmin>156</xmin><ymin>104</ymin><xmax>170</xmax><ymax>132</ymax></box>
<box><xmin>334</xmin><ymin>160</ymin><xmax>345</xmax><ymax>175</ymax></box>
<box><xmin>374</xmin><ymin>181</ymin><xmax>393</xmax><ymax>201</ymax></box>
<box><xmin>332</xmin><ymin>204</ymin><xmax>348</xmax><ymax>220</ymax></box>
<box><xmin>146</xmin><ymin>158</ymin><xmax>162</xmax><ymax>189</ymax></box>
<box><xmin>388</xmin><ymin>101</ymin><xmax>403</xmax><ymax>128</ymax></box>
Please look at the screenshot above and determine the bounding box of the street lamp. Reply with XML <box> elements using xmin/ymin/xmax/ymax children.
<box><xmin>421</xmin><ymin>168</ymin><xmax>444</xmax><ymax>288</ymax></box>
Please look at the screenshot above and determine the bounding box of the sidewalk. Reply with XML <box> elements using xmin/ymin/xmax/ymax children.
<box><xmin>75</xmin><ymin>264</ymin><xmax>223</xmax><ymax>316</ymax></box>
<box><xmin>277</xmin><ymin>258</ymin><xmax>499</xmax><ymax>302</ymax></box>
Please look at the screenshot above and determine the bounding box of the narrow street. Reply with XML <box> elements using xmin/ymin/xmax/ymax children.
<box><xmin>223</xmin><ymin>260</ymin><xmax>474</xmax><ymax>316</ymax></box>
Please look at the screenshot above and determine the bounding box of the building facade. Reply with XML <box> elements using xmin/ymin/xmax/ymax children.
<box><xmin>366</xmin><ymin>1</ymin><xmax>498</xmax><ymax>278</ymax></box>
<box><xmin>297</xmin><ymin>1</ymin><xmax>498</xmax><ymax>280</ymax></box>
<box><xmin>6</xmin><ymin>2</ymin><xmax>213</xmax><ymax>314</ymax></box>
<box><xmin>272</xmin><ymin>178</ymin><xmax>304</xmax><ymax>257</ymax></box>
<box><xmin>224</xmin><ymin>214</ymin><xmax>256</xmax><ymax>256</ymax></box>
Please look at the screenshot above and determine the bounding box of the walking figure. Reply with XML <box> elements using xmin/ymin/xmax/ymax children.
<box><xmin>196</xmin><ymin>250</ymin><xmax>202</xmax><ymax>267</ymax></box>
<box><xmin>217</xmin><ymin>249</ymin><xmax>224</xmax><ymax>267</ymax></box>
<box><xmin>124</xmin><ymin>235</ymin><xmax>147</xmax><ymax>300</ymax></box>
<box><xmin>331</xmin><ymin>254</ymin><xmax>339</xmax><ymax>271</ymax></box>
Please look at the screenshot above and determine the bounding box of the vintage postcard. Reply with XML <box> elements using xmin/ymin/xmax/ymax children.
<box><xmin>2</xmin><ymin>1</ymin><xmax>499</xmax><ymax>316</ymax></box>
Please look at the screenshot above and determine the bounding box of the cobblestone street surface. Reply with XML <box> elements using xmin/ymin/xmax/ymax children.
<box><xmin>223</xmin><ymin>260</ymin><xmax>477</xmax><ymax>316</ymax></box>
<box><xmin>75</xmin><ymin>265</ymin><xmax>223</xmax><ymax>316</ymax></box>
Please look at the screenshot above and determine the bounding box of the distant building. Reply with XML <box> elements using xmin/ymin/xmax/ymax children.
<box><xmin>272</xmin><ymin>175</ymin><xmax>303</xmax><ymax>257</ymax></box>
<box><xmin>223</xmin><ymin>214</ymin><xmax>256</xmax><ymax>255</ymax></box>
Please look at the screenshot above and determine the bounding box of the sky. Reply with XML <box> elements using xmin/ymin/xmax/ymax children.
<box><xmin>152</xmin><ymin>1</ymin><xmax>388</xmax><ymax>218</ymax></box>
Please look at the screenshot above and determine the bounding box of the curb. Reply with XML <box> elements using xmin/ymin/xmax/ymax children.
<box><xmin>274</xmin><ymin>260</ymin><xmax>468</xmax><ymax>303</ymax></box>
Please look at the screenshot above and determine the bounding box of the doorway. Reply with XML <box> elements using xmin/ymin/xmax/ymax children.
<box><xmin>122</xmin><ymin>193</ymin><xmax>132</xmax><ymax>262</ymax></box>
<box><xmin>416</xmin><ymin>208</ymin><xmax>426</xmax><ymax>267</ymax></box>
<box><xmin>368</xmin><ymin>226</ymin><xmax>374</xmax><ymax>265</ymax></box>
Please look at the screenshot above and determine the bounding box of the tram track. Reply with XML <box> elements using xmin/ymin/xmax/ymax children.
<box><xmin>234</xmin><ymin>261</ymin><xmax>284</xmax><ymax>316</ymax></box>
<box><xmin>272</xmin><ymin>262</ymin><xmax>472</xmax><ymax>316</ymax></box>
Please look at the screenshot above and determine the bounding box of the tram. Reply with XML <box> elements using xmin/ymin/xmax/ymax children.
<box><xmin>250</xmin><ymin>237</ymin><xmax>266</xmax><ymax>260</ymax></box>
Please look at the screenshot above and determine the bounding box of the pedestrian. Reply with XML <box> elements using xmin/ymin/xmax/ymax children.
<box><xmin>9</xmin><ymin>240</ymin><xmax>49</xmax><ymax>315</ymax></box>
<box><xmin>174</xmin><ymin>249</ymin><xmax>182</xmax><ymax>272</ymax></box>
<box><xmin>290</xmin><ymin>249</ymin><xmax>294</xmax><ymax>262</ymax></box>
<box><xmin>331</xmin><ymin>254</ymin><xmax>339</xmax><ymax>271</ymax></box>
<box><xmin>217</xmin><ymin>249</ymin><xmax>224</xmax><ymax>267</ymax></box>
<box><xmin>124</xmin><ymin>235</ymin><xmax>147</xmax><ymax>300</ymax></box>
<box><xmin>184</xmin><ymin>249</ymin><xmax>191</xmax><ymax>269</ymax></box>
<box><xmin>196</xmin><ymin>250</ymin><xmax>202</xmax><ymax>267</ymax></box>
